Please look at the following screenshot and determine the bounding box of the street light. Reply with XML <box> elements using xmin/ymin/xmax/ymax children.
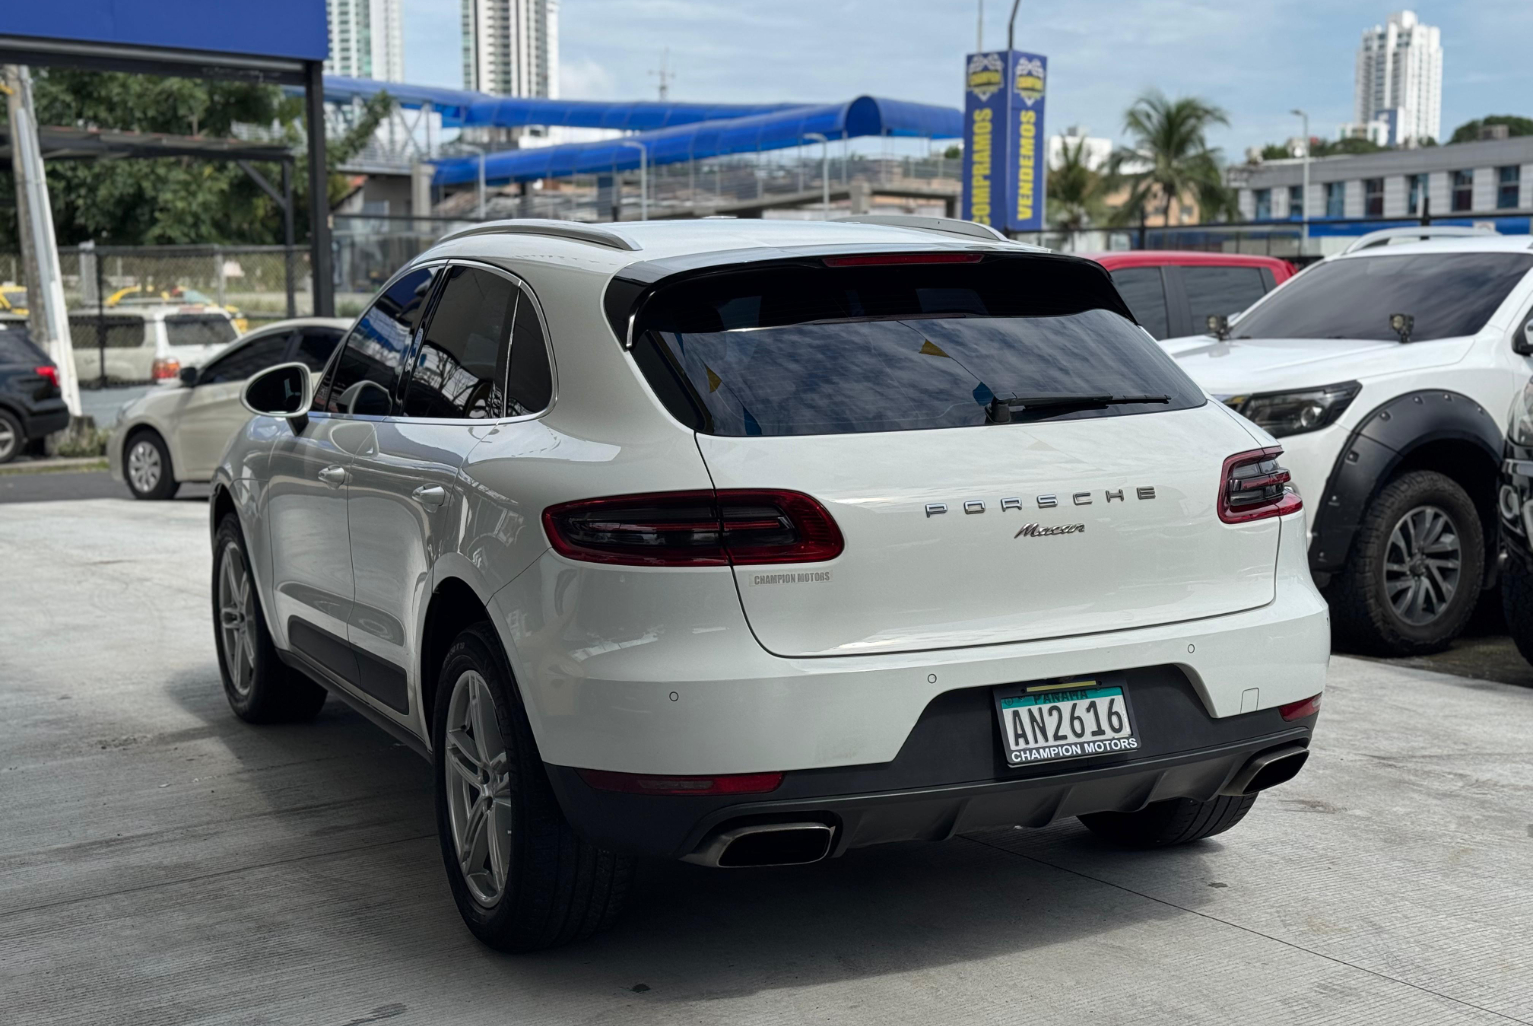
<box><xmin>458</xmin><ymin>143</ymin><xmax>487</xmax><ymax>220</ymax></box>
<box><xmin>804</xmin><ymin>132</ymin><xmax>830</xmax><ymax>216</ymax></box>
<box><xmin>618</xmin><ymin>139</ymin><xmax>648</xmax><ymax>220</ymax></box>
<box><xmin>1291</xmin><ymin>108</ymin><xmax>1310</xmax><ymax>245</ymax></box>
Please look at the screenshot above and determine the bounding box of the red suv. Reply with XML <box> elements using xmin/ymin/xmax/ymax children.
<box><xmin>1085</xmin><ymin>252</ymin><xmax>1297</xmax><ymax>340</ymax></box>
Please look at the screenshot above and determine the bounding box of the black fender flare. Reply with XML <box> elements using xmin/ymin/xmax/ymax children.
<box><xmin>1309</xmin><ymin>389</ymin><xmax>1502</xmax><ymax>572</ymax></box>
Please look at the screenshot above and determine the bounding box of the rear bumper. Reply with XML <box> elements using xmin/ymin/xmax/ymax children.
<box><xmin>20</xmin><ymin>401</ymin><xmax>68</xmax><ymax>439</ymax></box>
<box><xmin>547</xmin><ymin>686</ymin><xmax>1316</xmax><ymax>861</ymax></box>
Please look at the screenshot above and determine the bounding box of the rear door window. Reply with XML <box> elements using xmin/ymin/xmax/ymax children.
<box><xmin>1108</xmin><ymin>266</ymin><xmax>1170</xmax><ymax>338</ymax></box>
<box><xmin>630</xmin><ymin>257</ymin><xmax>1203</xmax><ymax>436</ymax></box>
<box><xmin>198</xmin><ymin>332</ymin><xmax>292</xmax><ymax>384</ymax></box>
<box><xmin>166</xmin><ymin>315</ymin><xmax>237</xmax><ymax>347</ymax></box>
<box><xmin>320</xmin><ymin>266</ymin><xmax>439</xmax><ymax>415</ymax></box>
<box><xmin>1182</xmin><ymin>266</ymin><xmax>1268</xmax><ymax>327</ymax></box>
<box><xmin>506</xmin><ymin>288</ymin><xmax>553</xmax><ymax>415</ymax></box>
<box><xmin>402</xmin><ymin>266</ymin><xmax>516</xmax><ymax>419</ymax></box>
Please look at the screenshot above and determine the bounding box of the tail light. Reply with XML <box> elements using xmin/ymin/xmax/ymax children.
<box><xmin>151</xmin><ymin>357</ymin><xmax>181</xmax><ymax>381</ymax></box>
<box><xmin>1279</xmin><ymin>694</ymin><xmax>1321</xmax><ymax>721</ymax></box>
<box><xmin>34</xmin><ymin>365</ymin><xmax>58</xmax><ymax>388</ymax></box>
<box><xmin>577</xmin><ymin>769</ymin><xmax>784</xmax><ymax>795</ymax></box>
<box><xmin>1219</xmin><ymin>447</ymin><xmax>1302</xmax><ymax>524</ymax></box>
<box><xmin>542</xmin><ymin>489</ymin><xmax>844</xmax><ymax>567</ymax></box>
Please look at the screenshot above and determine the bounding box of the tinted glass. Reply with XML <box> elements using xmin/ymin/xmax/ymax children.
<box><xmin>320</xmin><ymin>267</ymin><xmax>437</xmax><ymax>415</ymax></box>
<box><xmin>634</xmin><ymin>259</ymin><xmax>1200</xmax><ymax>436</ymax></box>
<box><xmin>1233</xmin><ymin>253</ymin><xmax>1533</xmax><ymax>342</ymax></box>
<box><xmin>1108</xmin><ymin>267</ymin><xmax>1169</xmax><ymax>339</ymax></box>
<box><xmin>1182</xmin><ymin>266</ymin><xmax>1268</xmax><ymax>327</ymax></box>
<box><xmin>403</xmin><ymin>266</ymin><xmax>515</xmax><ymax>419</ymax></box>
<box><xmin>166</xmin><ymin>315</ymin><xmax>237</xmax><ymax>347</ymax></box>
<box><xmin>69</xmin><ymin>315</ymin><xmax>145</xmax><ymax>349</ymax></box>
<box><xmin>292</xmin><ymin>328</ymin><xmax>343</xmax><ymax>371</ymax></box>
<box><xmin>198</xmin><ymin>333</ymin><xmax>291</xmax><ymax>384</ymax></box>
<box><xmin>507</xmin><ymin>289</ymin><xmax>553</xmax><ymax>415</ymax></box>
<box><xmin>0</xmin><ymin>329</ymin><xmax>46</xmax><ymax>365</ymax></box>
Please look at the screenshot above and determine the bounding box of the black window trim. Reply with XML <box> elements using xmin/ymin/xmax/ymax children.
<box><xmin>313</xmin><ymin>264</ymin><xmax>446</xmax><ymax>420</ymax></box>
<box><xmin>392</xmin><ymin>257</ymin><xmax>558</xmax><ymax>425</ymax></box>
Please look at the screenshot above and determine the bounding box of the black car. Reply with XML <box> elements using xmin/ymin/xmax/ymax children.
<box><xmin>0</xmin><ymin>327</ymin><xmax>68</xmax><ymax>463</ymax></box>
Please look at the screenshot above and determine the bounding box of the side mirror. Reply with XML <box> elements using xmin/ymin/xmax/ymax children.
<box><xmin>178</xmin><ymin>365</ymin><xmax>199</xmax><ymax>387</ymax></box>
<box><xmin>242</xmin><ymin>362</ymin><xmax>312</xmax><ymax>429</ymax></box>
<box><xmin>1206</xmin><ymin>314</ymin><xmax>1230</xmax><ymax>341</ymax></box>
<box><xmin>1516</xmin><ymin>318</ymin><xmax>1533</xmax><ymax>357</ymax></box>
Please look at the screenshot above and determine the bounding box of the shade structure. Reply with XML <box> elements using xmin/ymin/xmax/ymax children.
<box><xmin>432</xmin><ymin>96</ymin><xmax>964</xmax><ymax>186</ymax></box>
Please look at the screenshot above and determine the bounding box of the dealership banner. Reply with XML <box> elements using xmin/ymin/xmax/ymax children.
<box><xmin>962</xmin><ymin>50</ymin><xmax>1047</xmax><ymax>233</ymax></box>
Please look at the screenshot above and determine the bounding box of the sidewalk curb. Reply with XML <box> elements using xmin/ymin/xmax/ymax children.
<box><xmin>0</xmin><ymin>458</ymin><xmax>109</xmax><ymax>477</ymax></box>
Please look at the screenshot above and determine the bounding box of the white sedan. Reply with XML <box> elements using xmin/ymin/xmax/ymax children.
<box><xmin>109</xmin><ymin>317</ymin><xmax>350</xmax><ymax>499</ymax></box>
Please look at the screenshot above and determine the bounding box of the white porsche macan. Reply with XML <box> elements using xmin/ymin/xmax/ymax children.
<box><xmin>211</xmin><ymin>216</ymin><xmax>1329</xmax><ymax>951</ymax></box>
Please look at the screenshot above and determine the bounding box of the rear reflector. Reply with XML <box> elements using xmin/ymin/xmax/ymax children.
<box><xmin>543</xmin><ymin>489</ymin><xmax>844</xmax><ymax>567</ymax></box>
<box><xmin>1278</xmin><ymin>694</ymin><xmax>1322</xmax><ymax>721</ymax></box>
<box><xmin>151</xmin><ymin>357</ymin><xmax>181</xmax><ymax>381</ymax></box>
<box><xmin>34</xmin><ymin>365</ymin><xmax>58</xmax><ymax>387</ymax></box>
<box><xmin>1219</xmin><ymin>447</ymin><xmax>1303</xmax><ymax>524</ymax></box>
<box><xmin>577</xmin><ymin>769</ymin><xmax>784</xmax><ymax>795</ymax></box>
<box><xmin>822</xmin><ymin>252</ymin><xmax>984</xmax><ymax>267</ymax></box>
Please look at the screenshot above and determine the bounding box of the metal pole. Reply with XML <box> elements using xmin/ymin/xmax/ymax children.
<box><xmin>805</xmin><ymin>132</ymin><xmax>830</xmax><ymax>216</ymax></box>
<box><xmin>304</xmin><ymin>60</ymin><xmax>335</xmax><ymax>318</ymax></box>
<box><xmin>479</xmin><ymin>152</ymin><xmax>487</xmax><ymax>219</ymax></box>
<box><xmin>1006</xmin><ymin>0</ymin><xmax>1021</xmax><ymax>53</ymax></box>
<box><xmin>618</xmin><ymin>140</ymin><xmax>648</xmax><ymax>220</ymax></box>
<box><xmin>282</xmin><ymin>159</ymin><xmax>296</xmax><ymax>319</ymax></box>
<box><xmin>1291</xmin><ymin>108</ymin><xmax>1309</xmax><ymax>247</ymax></box>
<box><xmin>977</xmin><ymin>0</ymin><xmax>984</xmax><ymax>50</ymax></box>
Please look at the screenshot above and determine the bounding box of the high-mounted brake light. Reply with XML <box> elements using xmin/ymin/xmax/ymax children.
<box><xmin>822</xmin><ymin>253</ymin><xmax>985</xmax><ymax>267</ymax></box>
<box><xmin>1219</xmin><ymin>447</ymin><xmax>1302</xmax><ymax>524</ymax></box>
<box><xmin>34</xmin><ymin>365</ymin><xmax>58</xmax><ymax>388</ymax></box>
<box><xmin>542</xmin><ymin>489</ymin><xmax>844</xmax><ymax>567</ymax></box>
<box><xmin>577</xmin><ymin>769</ymin><xmax>784</xmax><ymax>795</ymax></box>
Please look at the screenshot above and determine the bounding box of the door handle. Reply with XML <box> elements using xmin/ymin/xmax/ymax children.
<box><xmin>412</xmin><ymin>484</ymin><xmax>447</xmax><ymax>508</ymax></box>
<box><xmin>318</xmin><ymin>465</ymin><xmax>348</xmax><ymax>487</ymax></box>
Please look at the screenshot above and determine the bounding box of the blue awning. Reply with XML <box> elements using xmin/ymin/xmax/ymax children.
<box><xmin>432</xmin><ymin>96</ymin><xmax>963</xmax><ymax>186</ymax></box>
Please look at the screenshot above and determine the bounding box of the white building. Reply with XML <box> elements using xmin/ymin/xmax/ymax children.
<box><xmin>462</xmin><ymin>0</ymin><xmax>560</xmax><ymax>99</ymax></box>
<box><xmin>324</xmin><ymin>0</ymin><xmax>404</xmax><ymax>82</ymax></box>
<box><xmin>1047</xmin><ymin>126</ymin><xmax>1111</xmax><ymax>172</ymax></box>
<box><xmin>1351</xmin><ymin>10</ymin><xmax>1442</xmax><ymax>146</ymax></box>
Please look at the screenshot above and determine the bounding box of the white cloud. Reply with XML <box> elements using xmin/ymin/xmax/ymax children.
<box><xmin>559</xmin><ymin>56</ymin><xmax>619</xmax><ymax>100</ymax></box>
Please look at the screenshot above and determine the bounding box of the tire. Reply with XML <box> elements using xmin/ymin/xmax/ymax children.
<box><xmin>212</xmin><ymin>514</ymin><xmax>326</xmax><ymax>723</ymax></box>
<box><xmin>433</xmin><ymin>623</ymin><xmax>632</xmax><ymax>952</ymax></box>
<box><xmin>1328</xmin><ymin>470</ymin><xmax>1484</xmax><ymax>656</ymax></box>
<box><xmin>124</xmin><ymin>429</ymin><xmax>180</xmax><ymax>500</ymax></box>
<box><xmin>1501</xmin><ymin>556</ymin><xmax>1533</xmax><ymax>666</ymax></box>
<box><xmin>0</xmin><ymin>408</ymin><xmax>22</xmax><ymax>464</ymax></box>
<box><xmin>1078</xmin><ymin>793</ymin><xmax>1258</xmax><ymax>848</ymax></box>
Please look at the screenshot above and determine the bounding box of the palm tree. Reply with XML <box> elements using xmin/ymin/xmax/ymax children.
<box><xmin>1047</xmin><ymin>137</ymin><xmax>1107</xmax><ymax>232</ymax></box>
<box><xmin>1107</xmin><ymin>92</ymin><xmax>1238</xmax><ymax>226</ymax></box>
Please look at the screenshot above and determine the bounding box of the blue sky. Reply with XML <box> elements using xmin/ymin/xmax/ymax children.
<box><xmin>401</xmin><ymin>1</ymin><xmax>1533</xmax><ymax>155</ymax></box>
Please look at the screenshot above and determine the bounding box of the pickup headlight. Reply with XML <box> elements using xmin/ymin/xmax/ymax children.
<box><xmin>1224</xmin><ymin>382</ymin><xmax>1361</xmax><ymax>438</ymax></box>
<box><xmin>1508</xmin><ymin>379</ymin><xmax>1533</xmax><ymax>446</ymax></box>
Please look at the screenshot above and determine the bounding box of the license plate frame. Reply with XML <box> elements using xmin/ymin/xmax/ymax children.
<box><xmin>992</xmin><ymin>673</ymin><xmax>1141</xmax><ymax>768</ymax></box>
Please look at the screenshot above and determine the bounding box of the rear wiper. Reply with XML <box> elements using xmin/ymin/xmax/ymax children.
<box><xmin>986</xmin><ymin>393</ymin><xmax>1171</xmax><ymax>423</ymax></box>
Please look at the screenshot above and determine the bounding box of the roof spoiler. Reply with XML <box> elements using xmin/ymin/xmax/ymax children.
<box><xmin>436</xmin><ymin>218</ymin><xmax>643</xmax><ymax>252</ymax></box>
<box><xmin>1340</xmin><ymin>225</ymin><xmax>1497</xmax><ymax>255</ymax></box>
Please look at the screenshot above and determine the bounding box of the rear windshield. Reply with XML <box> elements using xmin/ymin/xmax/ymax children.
<box><xmin>166</xmin><ymin>314</ymin><xmax>237</xmax><ymax>347</ymax></box>
<box><xmin>0</xmin><ymin>328</ymin><xmax>47</xmax><ymax>365</ymax></box>
<box><xmin>69</xmin><ymin>315</ymin><xmax>146</xmax><ymax>349</ymax></box>
<box><xmin>1234</xmin><ymin>252</ymin><xmax>1533</xmax><ymax>342</ymax></box>
<box><xmin>629</xmin><ymin>257</ymin><xmax>1204</xmax><ymax>436</ymax></box>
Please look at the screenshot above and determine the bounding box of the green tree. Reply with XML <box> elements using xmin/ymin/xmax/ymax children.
<box><xmin>1312</xmin><ymin>137</ymin><xmax>1385</xmax><ymax>157</ymax></box>
<box><xmin>0</xmin><ymin>68</ymin><xmax>391</xmax><ymax>248</ymax></box>
<box><xmin>1447</xmin><ymin>115</ymin><xmax>1533</xmax><ymax>145</ymax></box>
<box><xmin>1106</xmin><ymin>91</ymin><xmax>1238</xmax><ymax>225</ymax></box>
<box><xmin>1047</xmin><ymin>136</ymin><xmax>1107</xmax><ymax>231</ymax></box>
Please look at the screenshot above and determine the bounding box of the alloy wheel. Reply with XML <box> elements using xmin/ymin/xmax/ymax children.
<box><xmin>127</xmin><ymin>439</ymin><xmax>161</xmax><ymax>494</ymax></box>
<box><xmin>0</xmin><ymin>418</ymin><xmax>15</xmax><ymax>461</ymax></box>
<box><xmin>217</xmin><ymin>541</ymin><xmax>257</xmax><ymax>696</ymax></box>
<box><xmin>444</xmin><ymin>670</ymin><xmax>512</xmax><ymax>907</ymax></box>
<box><xmin>1383</xmin><ymin>504</ymin><xmax>1462</xmax><ymax>626</ymax></box>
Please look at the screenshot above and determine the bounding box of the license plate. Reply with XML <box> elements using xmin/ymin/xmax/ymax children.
<box><xmin>993</xmin><ymin>678</ymin><xmax>1140</xmax><ymax>767</ymax></box>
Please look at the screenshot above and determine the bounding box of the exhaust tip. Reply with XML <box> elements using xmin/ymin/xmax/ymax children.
<box><xmin>685</xmin><ymin>821</ymin><xmax>834</xmax><ymax>868</ymax></box>
<box><xmin>1221</xmin><ymin>745</ymin><xmax>1309</xmax><ymax>797</ymax></box>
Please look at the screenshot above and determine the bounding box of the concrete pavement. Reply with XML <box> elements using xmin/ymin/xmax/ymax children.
<box><xmin>1</xmin><ymin>498</ymin><xmax>1530</xmax><ymax>1025</ymax></box>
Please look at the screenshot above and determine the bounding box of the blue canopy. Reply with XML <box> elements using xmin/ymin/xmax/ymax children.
<box><xmin>433</xmin><ymin>96</ymin><xmax>963</xmax><ymax>186</ymax></box>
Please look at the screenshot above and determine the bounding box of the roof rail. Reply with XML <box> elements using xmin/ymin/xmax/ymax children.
<box><xmin>436</xmin><ymin>218</ymin><xmax>643</xmax><ymax>252</ymax></box>
<box><xmin>1340</xmin><ymin>225</ymin><xmax>1497</xmax><ymax>255</ymax></box>
<box><xmin>831</xmin><ymin>214</ymin><xmax>1041</xmax><ymax>247</ymax></box>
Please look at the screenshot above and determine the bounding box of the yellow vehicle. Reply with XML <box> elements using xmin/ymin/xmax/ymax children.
<box><xmin>105</xmin><ymin>285</ymin><xmax>247</xmax><ymax>332</ymax></box>
<box><xmin>0</xmin><ymin>283</ymin><xmax>28</xmax><ymax>318</ymax></box>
